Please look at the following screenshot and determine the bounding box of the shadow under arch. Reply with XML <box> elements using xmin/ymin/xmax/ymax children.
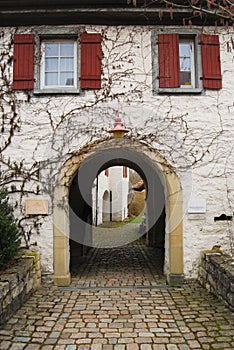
<box><xmin>53</xmin><ymin>138</ymin><xmax>184</xmax><ymax>286</ymax></box>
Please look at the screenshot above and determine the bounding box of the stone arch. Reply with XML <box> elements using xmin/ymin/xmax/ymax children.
<box><xmin>53</xmin><ymin>138</ymin><xmax>183</xmax><ymax>286</ymax></box>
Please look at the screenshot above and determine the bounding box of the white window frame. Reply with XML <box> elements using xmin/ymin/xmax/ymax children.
<box><xmin>179</xmin><ymin>39</ymin><xmax>195</xmax><ymax>89</ymax></box>
<box><xmin>33</xmin><ymin>28</ymin><xmax>81</xmax><ymax>95</ymax></box>
<box><xmin>152</xmin><ymin>29</ymin><xmax>203</xmax><ymax>95</ymax></box>
<box><xmin>40</xmin><ymin>40</ymin><xmax>77</xmax><ymax>91</ymax></box>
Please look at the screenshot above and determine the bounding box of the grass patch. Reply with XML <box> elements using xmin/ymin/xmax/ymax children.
<box><xmin>98</xmin><ymin>216</ymin><xmax>142</xmax><ymax>228</ymax></box>
<box><xmin>124</xmin><ymin>216</ymin><xmax>142</xmax><ymax>224</ymax></box>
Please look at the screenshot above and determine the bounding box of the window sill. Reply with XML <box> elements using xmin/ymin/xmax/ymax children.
<box><xmin>155</xmin><ymin>88</ymin><xmax>203</xmax><ymax>95</ymax></box>
<box><xmin>33</xmin><ymin>88</ymin><xmax>80</xmax><ymax>95</ymax></box>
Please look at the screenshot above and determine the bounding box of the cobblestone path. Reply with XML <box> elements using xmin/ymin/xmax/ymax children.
<box><xmin>70</xmin><ymin>238</ymin><xmax>165</xmax><ymax>288</ymax></box>
<box><xmin>1</xmin><ymin>240</ymin><xmax>234</xmax><ymax>350</ymax></box>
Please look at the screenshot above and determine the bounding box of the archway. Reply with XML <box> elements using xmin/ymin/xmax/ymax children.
<box><xmin>53</xmin><ymin>138</ymin><xmax>183</xmax><ymax>286</ymax></box>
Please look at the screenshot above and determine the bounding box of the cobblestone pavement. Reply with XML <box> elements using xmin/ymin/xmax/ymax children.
<box><xmin>1</xmin><ymin>241</ymin><xmax>234</xmax><ymax>350</ymax></box>
<box><xmin>70</xmin><ymin>238</ymin><xmax>165</xmax><ymax>288</ymax></box>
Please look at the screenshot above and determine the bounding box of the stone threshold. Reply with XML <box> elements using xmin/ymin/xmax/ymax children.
<box><xmin>59</xmin><ymin>285</ymin><xmax>182</xmax><ymax>291</ymax></box>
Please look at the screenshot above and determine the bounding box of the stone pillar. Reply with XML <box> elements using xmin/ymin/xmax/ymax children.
<box><xmin>167</xmin><ymin>176</ymin><xmax>184</xmax><ymax>285</ymax></box>
<box><xmin>53</xmin><ymin>186</ymin><xmax>71</xmax><ymax>286</ymax></box>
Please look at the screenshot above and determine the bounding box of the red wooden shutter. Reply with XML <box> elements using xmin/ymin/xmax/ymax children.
<box><xmin>200</xmin><ymin>34</ymin><xmax>222</xmax><ymax>89</ymax></box>
<box><xmin>80</xmin><ymin>33</ymin><xmax>102</xmax><ymax>89</ymax></box>
<box><xmin>13</xmin><ymin>34</ymin><xmax>34</xmax><ymax>90</ymax></box>
<box><xmin>158</xmin><ymin>34</ymin><xmax>180</xmax><ymax>88</ymax></box>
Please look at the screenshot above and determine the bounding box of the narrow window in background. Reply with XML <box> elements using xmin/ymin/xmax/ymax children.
<box><xmin>179</xmin><ymin>39</ymin><xmax>195</xmax><ymax>88</ymax></box>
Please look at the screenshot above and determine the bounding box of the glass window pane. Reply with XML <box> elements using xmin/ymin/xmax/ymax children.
<box><xmin>60</xmin><ymin>72</ymin><xmax>74</xmax><ymax>86</ymax></box>
<box><xmin>45</xmin><ymin>72</ymin><xmax>58</xmax><ymax>86</ymax></box>
<box><xmin>43</xmin><ymin>41</ymin><xmax>76</xmax><ymax>88</ymax></box>
<box><xmin>180</xmin><ymin>71</ymin><xmax>191</xmax><ymax>86</ymax></box>
<box><xmin>179</xmin><ymin>43</ymin><xmax>190</xmax><ymax>57</ymax></box>
<box><xmin>179</xmin><ymin>40</ymin><xmax>194</xmax><ymax>87</ymax></box>
<box><xmin>60</xmin><ymin>43</ymin><xmax>74</xmax><ymax>57</ymax></box>
<box><xmin>179</xmin><ymin>42</ymin><xmax>191</xmax><ymax>72</ymax></box>
<box><xmin>60</xmin><ymin>58</ymin><xmax>74</xmax><ymax>71</ymax></box>
<box><xmin>45</xmin><ymin>58</ymin><xmax>58</xmax><ymax>71</ymax></box>
<box><xmin>45</xmin><ymin>43</ymin><xmax>59</xmax><ymax>57</ymax></box>
<box><xmin>180</xmin><ymin>57</ymin><xmax>191</xmax><ymax>71</ymax></box>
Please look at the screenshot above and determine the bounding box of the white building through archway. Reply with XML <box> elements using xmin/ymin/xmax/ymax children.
<box><xmin>92</xmin><ymin>166</ymin><xmax>130</xmax><ymax>226</ymax></box>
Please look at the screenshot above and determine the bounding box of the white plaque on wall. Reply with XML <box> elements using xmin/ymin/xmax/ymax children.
<box><xmin>188</xmin><ymin>198</ymin><xmax>206</xmax><ymax>214</ymax></box>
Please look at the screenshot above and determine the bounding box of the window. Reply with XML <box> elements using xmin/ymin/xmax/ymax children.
<box><xmin>123</xmin><ymin>166</ymin><xmax>128</xmax><ymax>178</ymax></box>
<box><xmin>13</xmin><ymin>31</ymin><xmax>102</xmax><ymax>93</ymax></box>
<box><xmin>179</xmin><ymin>39</ymin><xmax>195</xmax><ymax>88</ymax></box>
<box><xmin>152</xmin><ymin>30</ymin><xmax>222</xmax><ymax>94</ymax></box>
<box><xmin>41</xmin><ymin>40</ymin><xmax>77</xmax><ymax>90</ymax></box>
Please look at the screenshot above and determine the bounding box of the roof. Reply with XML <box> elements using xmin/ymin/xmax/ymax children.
<box><xmin>0</xmin><ymin>0</ymin><xmax>219</xmax><ymax>26</ymax></box>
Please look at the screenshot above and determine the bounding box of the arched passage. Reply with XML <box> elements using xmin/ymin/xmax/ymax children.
<box><xmin>53</xmin><ymin>138</ymin><xmax>183</xmax><ymax>286</ymax></box>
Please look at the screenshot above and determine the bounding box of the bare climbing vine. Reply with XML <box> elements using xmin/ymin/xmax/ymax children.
<box><xmin>0</xmin><ymin>25</ymin><xmax>233</xmax><ymax>255</ymax></box>
<box><xmin>128</xmin><ymin>0</ymin><xmax>234</xmax><ymax>25</ymax></box>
